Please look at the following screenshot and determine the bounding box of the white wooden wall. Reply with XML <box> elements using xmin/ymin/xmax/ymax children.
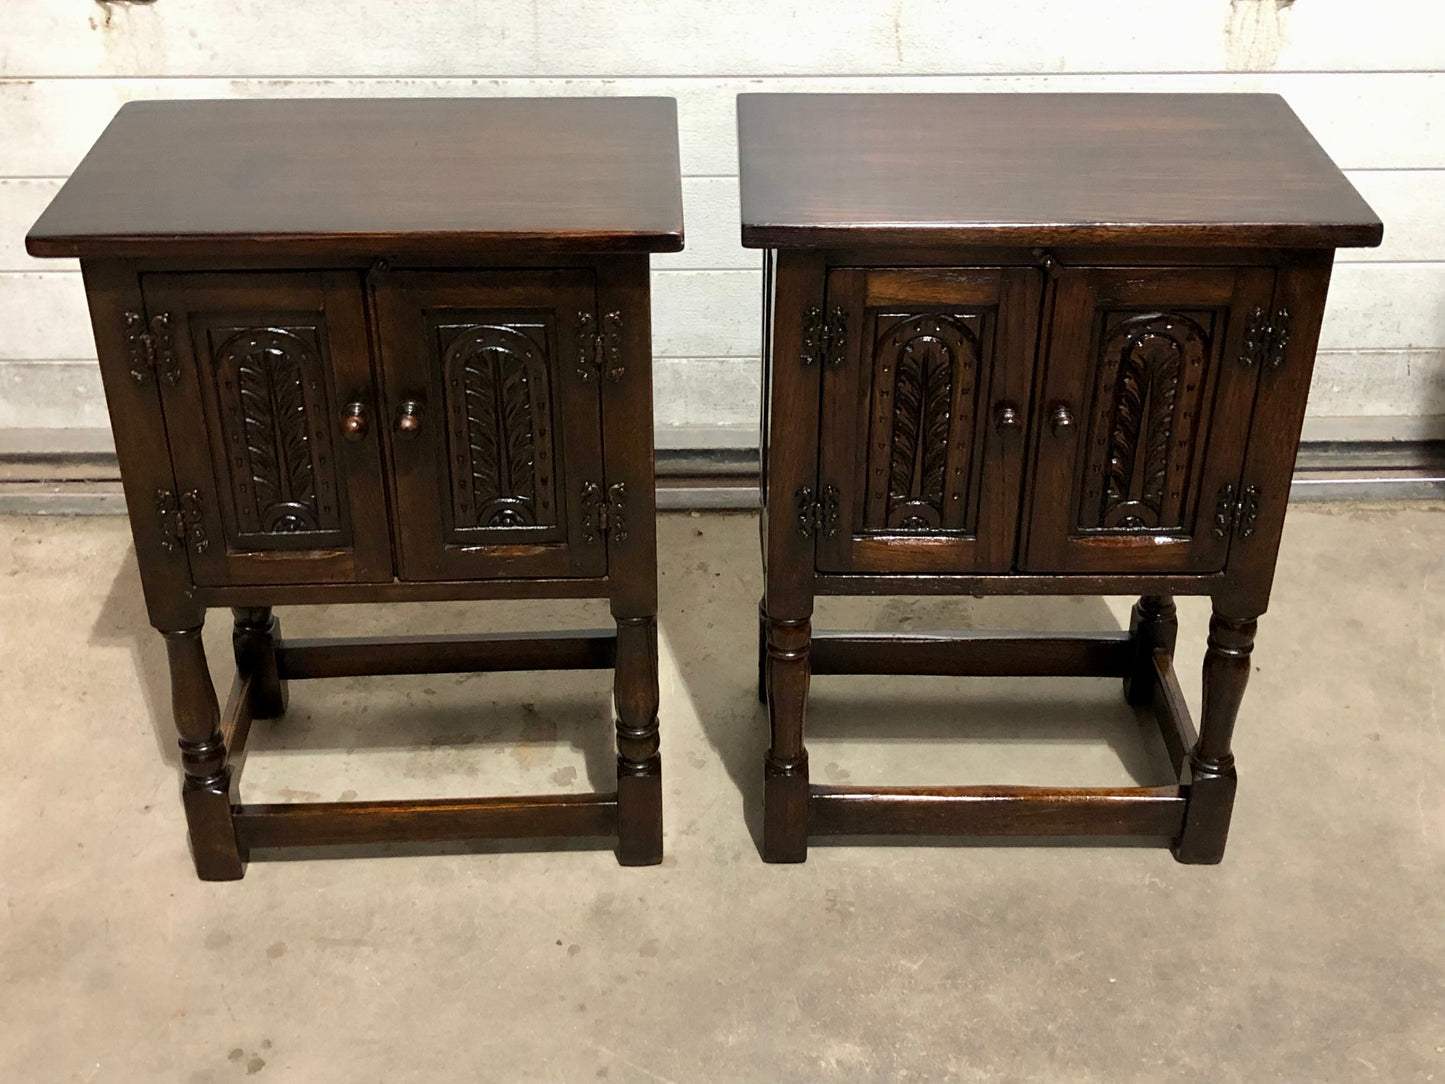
<box><xmin>1</xmin><ymin>0</ymin><xmax>1442</xmax><ymax>448</ymax></box>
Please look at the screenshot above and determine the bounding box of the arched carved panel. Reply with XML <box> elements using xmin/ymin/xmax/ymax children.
<box><xmin>210</xmin><ymin>325</ymin><xmax>342</xmax><ymax>540</ymax></box>
<box><xmin>439</xmin><ymin>321</ymin><xmax>558</xmax><ymax>535</ymax></box>
<box><xmin>1077</xmin><ymin>310</ymin><xmax>1217</xmax><ymax>532</ymax></box>
<box><xmin>862</xmin><ymin>312</ymin><xmax>986</xmax><ymax>533</ymax></box>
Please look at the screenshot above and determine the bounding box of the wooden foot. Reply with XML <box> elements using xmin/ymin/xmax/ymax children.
<box><xmin>763</xmin><ymin>614</ymin><xmax>811</xmax><ymax>862</ymax></box>
<box><xmin>232</xmin><ymin>606</ymin><xmax>288</xmax><ymax>719</ymax></box>
<box><xmin>163</xmin><ymin>625</ymin><xmax>245</xmax><ymax>880</ymax></box>
<box><xmin>1173</xmin><ymin>609</ymin><xmax>1256</xmax><ymax>864</ymax></box>
<box><xmin>614</xmin><ymin>616</ymin><xmax>662</xmax><ymax>865</ymax></box>
<box><xmin>1124</xmin><ymin>594</ymin><xmax>1177</xmax><ymax>706</ymax></box>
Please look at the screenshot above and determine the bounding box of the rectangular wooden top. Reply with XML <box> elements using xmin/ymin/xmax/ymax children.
<box><xmin>737</xmin><ymin>93</ymin><xmax>1382</xmax><ymax>250</ymax></box>
<box><xmin>27</xmin><ymin>97</ymin><xmax>684</xmax><ymax>259</ymax></box>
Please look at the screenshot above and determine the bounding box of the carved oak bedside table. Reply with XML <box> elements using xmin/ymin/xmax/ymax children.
<box><xmin>27</xmin><ymin>97</ymin><xmax>682</xmax><ymax>878</ymax></box>
<box><xmin>739</xmin><ymin>93</ymin><xmax>1381</xmax><ymax>863</ymax></box>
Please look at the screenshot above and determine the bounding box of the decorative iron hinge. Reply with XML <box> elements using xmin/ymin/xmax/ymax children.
<box><xmin>577</xmin><ymin>311</ymin><xmax>624</xmax><ymax>382</ymax></box>
<box><xmin>123</xmin><ymin>311</ymin><xmax>180</xmax><ymax>386</ymax></box>
<box><xmin>800</xmin><ymin>306</ymin><xmax>848</xmax><ymax>368</ymax></box>
<box><xmin>155</xmin><ymin>488</ymin><xmax>208</xmax><ymax>554</ymax></box>
<box><xmin>1239</xmin><ymin>306</ymin><xmax>1291</xmax><ymax>370</ymax></box>
<box><xmin>794</xmin><ymin>484</ymin><xmax>840</xmax><ymax>539</ymax></box>
<box><xmin>1212</xmin><ymin>483</ymin><xmax>1261</xmax><ymax>541</ymax></box>
<box><xmin>580</xmin><ymin>481</ymin><xmax>627</xmax><ymax>544</ymax></box>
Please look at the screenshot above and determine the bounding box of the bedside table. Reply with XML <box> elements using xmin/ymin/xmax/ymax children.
<box><xmin>738</xmin><ymin>93</ymin><xmax>1381</xmax><ymax>863</ymax></box>
<box><xmin>27</xmin><ymin>97</ymin><xmax>683</xmax><ymax>879</ymax></box>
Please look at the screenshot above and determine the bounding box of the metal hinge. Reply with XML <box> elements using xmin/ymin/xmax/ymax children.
<box><xmin>794</xmin><ymin>484</ymin><xmax>840</xmax><ymax>539</ymax></box>
<box><xmin>581</xmin><ymin>481</ymin><xmax>627</xmax><ymax>544</ymax></box>
<box><xmin>124</xmin><ymin>311</ymin><xmax>180</xmax><ymax>386</ymax></box>
<box><xmin>1239</xmin><ymin>306</ymin><xmax>1291</xmax><ymax>370</ymax></box>
<box><xmin>800</xmin><ymin>306</ymin><xmax>848</xmax><ymax>368</ymax></box>
<box><xmin>577</xmin><ymin>311</ymin><xmax>624</xmax><ymax>382</ymax></box>
<box><xmin>155</xmin><ymin>488</ymin><xmax>208</xmax><ymax>554</ymax></box>
<box><xmin>1212</xmin><ymin>483</ymin><xmax>1261</xmax><ymax>541</ymax></box>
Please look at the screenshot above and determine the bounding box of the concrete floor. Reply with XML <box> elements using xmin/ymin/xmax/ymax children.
<box><xmin>1</xmin><ymin>505</ymin><xmax>1443</xmax><ymax>1082</ymax></box>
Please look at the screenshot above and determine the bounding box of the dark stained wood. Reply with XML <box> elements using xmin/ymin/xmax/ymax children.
<box><xmin>1174</xmin><ymin>610</ymin><xmax>1255</xmax><ymax>864</ymax></box>
<box><xmin>371</xmin><ymin>268</ymin><xmax>606</xmax><ymax>581</ymax></box>
<box><xmin>164</xmin><ymin>623</ymin><xmax>245</xmax><ymax>880</ymax></box>
<box><xmin>34</xmin><ymin>98</ymin><xmax>676</xmax><ymax>878</ymax></box>
<box><xmin>232</xmin><ymin>607</ymin><xmax>287</xmax><ymax>719</ymax></box>
<box><xmin>760</xmin><ymin>249</ymin><xmax>826</xmax><ymax>864</ymax></box>
<box><xmin>1150</xmin><ymin>647</ymin><xmax>1199</xmax><ymax>782</ymax></box>
<box><xmin>810</xmin><ymin>785</ymin><xmax>1186</xmax><ymax>837</ymax></box>
<box><xmin>813</xmin><ymin>571</ymin><xmax>1224</xmax><ymax>597</ymax></box>
<box><xmin>744</xmin><ymin>92</ymin><xmax>1378</xmax><ymax>865</ymax></box>
<box><xmin>817</xmin><ymin>266</ymin><xmax>1041</xmax><ymax>574</ymax></box>
<box><xmin>198</xmin><ymin>576</ymin><xmax>611</xmax><ymax>608</ymax></box>
<box><xmin>274</xmin><ymin>629</ymin><xmax>618</xmax><ymax>679</ymax></box>
<box><xmin>234</xmin><ymin>793</ymin><xmax>619</xmax><ymax>849</ymax></box>
<box><xmin>738</xmin><ymin>93</ymin><xmax>1382</xmax><ymax>250</ymax></box>
<box><xmin>809</xmin><ymin>631</ymin><xmax>1133</xmax><ymax>677</ymax></box>
<box><xmin>1124</xmin><ymin>595</ymin><xmax>1178</xmax><ymax>706</ymax></box>
<box><xmin>28</xmin><ymin>98</ymin><xmax>683</xmax><ymax>259</ymax></box>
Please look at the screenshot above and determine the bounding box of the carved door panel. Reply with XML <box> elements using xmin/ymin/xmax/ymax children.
<box><xmin>1020</xmin><ymin>266</ymin><xmax>1275</xmax><ymax>574</ymax></box>
<box><xmin>372</xmin><ymin>270</ymin><xmax>606</xmax><ymax>580</ymax></box>
<box><xmin>816</xmin><ymin>267</ymin><xmax>1041</xmax><ymax>573</ymax></box>
<box><xmin>141</xmin><ymin>272</ymin><xmax>392</xmax><ymax>587</ymax></box>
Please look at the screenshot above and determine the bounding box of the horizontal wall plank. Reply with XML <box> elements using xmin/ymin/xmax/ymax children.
<box><xmin>1336</xmin><ymin>172</ymin><xmax>1445</xmax><ymax>264</ymax></box>
<box><xmin>4</xmin><ymin>264</ymin><xmax>1441</xmax><ymax>363</ymax></box>
<box><xmin>2</xmin><ymin>72</ymin><xmax>1443</xmax><ymax>180</ymax></box>
<box><xmin>1318</xmin><ymin>264</ymin><xmax>1445</xmax><ymax>352</ymax></box>
<box><xmin>3</xmin><ymin>0</ymin><xmax>1440</xmax><ymax>79</ymax></box>
<box><xmin>0</xmin><ymin>180</ymin><xmax>70</xmax><ymax>271</ymax></box>
<box><xmin>650</xmin><ymin>271</ymin><xmax>759</xmax><ymax>359</ymax></box>
<box><xmin>0</xmin><ymin>361</ymin><xmax>108</xmax><ymax>429</ymax></box>
<box><xmin>1308</xmin><ymin>349</ymin><xmax>1445</xmax><ymax>418</ymax></box>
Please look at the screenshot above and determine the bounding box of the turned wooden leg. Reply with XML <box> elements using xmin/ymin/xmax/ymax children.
<box><xmin>1173</xmin><ymin>608</ymin><xmax>1257</xmax><ymax>864</ymax></box>
<box><xmin>756</xmin><ymin>598</ymin><xmax>768</xmax><ymax>704</ymax></box>
<box><xmin>614</xmin><ymin>615</ymin><xmax>662</xmax><ymax>866</ymax></box>
<box><xmin>162</xmin><ymin>624</ymin><xmax>245</xmax><ymax>880</ymax></box>
<box><xmin>232</xmin><ymin>606</ymin><xmax>288</xmax><ymax>719</ymax></box>
<box><xmin>763</xmin><ymin>614</ymin><xmax>811</xmax><ymax>862</ymax></box>
<box><xmin>1124</xmin><ymin>594</ymin><xmax>1178</xmax><ymax>706</ymax></box>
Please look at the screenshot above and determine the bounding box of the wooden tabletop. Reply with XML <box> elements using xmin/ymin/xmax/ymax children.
<box><xmin>737</xmin><ymin>93</ymin><xmax>1382</xmax><ymax>249</ymax></box>
<box><xmin>27</xmin><ymin>97</ymin><xmax>684</xmax><ymax>259</ymax></box>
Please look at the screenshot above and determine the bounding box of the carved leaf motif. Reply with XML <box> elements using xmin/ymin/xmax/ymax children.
<box><xmin>445</xmin><ymin>324</ymin><xmax>552</xmax><ymax>530</ymax></box>
<box><xmin>875</xmin><ymin>315</ymin><xmax>980</xmax><ymax>531</ymax></box>
<box><xmin>219</xmin><ymin>328</ymin><xmax>323</xmax><ymax>535</ymax></box>
<box><xmin>1095</xmin><ymin>313</ymin><xmax>1206</xmax><ymax>530</ymax></box>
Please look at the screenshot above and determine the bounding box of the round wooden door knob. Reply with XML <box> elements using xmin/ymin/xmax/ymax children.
<box><xmin>340</xmin><ymin>401</ymin><xmax>369</xmax><ymax>441</ymax></box>
<box><xmin>394</xmin><ymin>398</ymin><xmax>424</xmax><ymax>437</ymax></box>
<box><xmin>994</xmin><ymin>402</ymin><xmax>1023</xmax><ymax>434</ymax></box>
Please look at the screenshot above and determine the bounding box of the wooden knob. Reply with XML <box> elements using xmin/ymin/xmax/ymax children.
<box><xmin>1050</xmin><ymin>403</ymin><xmax>1075</xmax><ymax>435</ymax></box>
<box><xmin>993</xmin><ymin>402</ymin><xmax>1023</xmax><ymax>434</ymax></box>
<box><xmin>394</xmin><ymin>398</ymin><xmax>423</xmax><ymax>437</ymax></box>
<box><xmin>340</xmin><ymin>401</ymin><xmax>368</xmax><ymax>441</ymax></box>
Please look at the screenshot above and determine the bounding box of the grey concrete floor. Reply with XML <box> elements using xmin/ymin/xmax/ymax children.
<box><xmin>2</xmin><ymin>505</ymin><xmax>1444</xmax><ymax>1083</ymax></box>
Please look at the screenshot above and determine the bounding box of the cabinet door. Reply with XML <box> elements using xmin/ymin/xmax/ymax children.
<box><xmin>817</xmin><ymin>267</ymin><xmax>1041</xmax><ymax>573</ymax></box>
<box><xmin>1021</xmin><ymin>266</ymin><xmax>1274</xmax><ymax>574</ymax></box>
<box><xmin>141</xmin><ymin>272</ymin><xmax>392</xmax><ymax>587</ymax></box>
<box><xmin>372</xmin><ymin>270</ymin><xmax>606</xmax><ymax>581</ymax></box>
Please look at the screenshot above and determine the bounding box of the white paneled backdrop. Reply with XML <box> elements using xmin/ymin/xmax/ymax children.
<box><xmin>1</xmin><ymin>0</ymin><xmax>1442</xmax><ymax>448</ymax></box>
